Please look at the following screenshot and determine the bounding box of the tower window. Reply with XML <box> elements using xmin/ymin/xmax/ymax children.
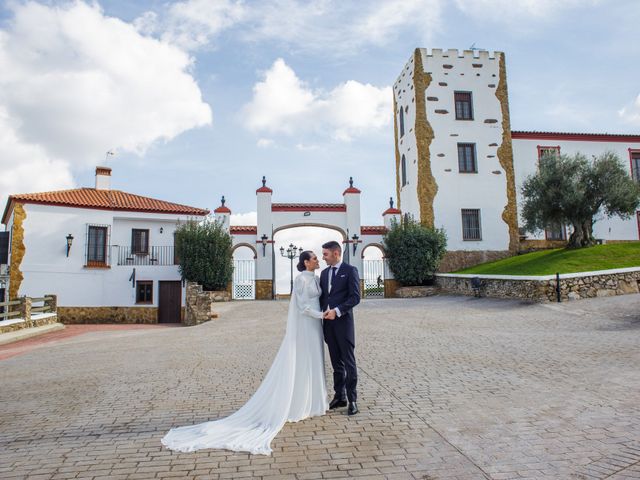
<box><xmin>454</xmin><ymin>92</ymin><xmax>473</xmax><ymax>120</ymax></box>
<box><xmin>401</xmin><ymin>154</ymin><xmax>407</xmax><ymax>187</ymax></box>
<box><xmin>399</xmin><ymin>106</ymin><xmax>405</xmax><ymax>137</ymax></box>
<box><xmin>462</xmin><ymin>209</ymin><xmax>482</xmax><ymax>241</ymax></box>
<box><xmin>457</xmin><ymin>143</ymin><xmax>477</xmax><ymax>173</ymax></box>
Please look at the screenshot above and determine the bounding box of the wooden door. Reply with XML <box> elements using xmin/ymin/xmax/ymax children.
<box><xmin>158</xmin><ymin>281</ymin><xmax>182</xmax><ymax>323</ymax></box>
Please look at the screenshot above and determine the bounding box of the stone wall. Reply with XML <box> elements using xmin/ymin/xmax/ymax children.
<box><xmin>395</xmin><ymin>286</ymin><xmax>438</xmax><ymax>298</ymax></box>
<box><xmin>255</xmin><ymin>280</ymin><xmax>273</xmax><ymax>300</ymax></box>
<box><xmin>0</xmin><ymin>314</ymin><xmax>58</xmax><ymax>334</ymax></box>
<box><xmin>436</xmin><ymin>268</ymin><xmax>640</xmax><ymax>302</ymax></box>
<box><xmin>58</xmin><ymin>306</ymin><xmax>158</xmax><ymax>324</ymax></box>
<box><xmin>384</xmin><ymin>279</ymin><xmax>400</xmax><ymax>298</ymax></box>
<box><xmin>184</xmin><ymin>282</ymin><xmax>230</xmax><ymax>327</ymax></box>
<box><xmin>439</xmin><ymin>250</ymin><xmax>512</xmax><ymax>272</ymax></box>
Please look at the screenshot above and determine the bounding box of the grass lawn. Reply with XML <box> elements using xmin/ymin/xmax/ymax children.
<box><xmin>455</xmin><ymin>242</ymin><xmax>640</xmax><ymax>276</ymax></box>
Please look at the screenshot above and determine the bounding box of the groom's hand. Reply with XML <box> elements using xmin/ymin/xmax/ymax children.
<box><xmin>323</xmin><ymin>309</ymin><xmax>336</xmax><ymax>320</ymax></box>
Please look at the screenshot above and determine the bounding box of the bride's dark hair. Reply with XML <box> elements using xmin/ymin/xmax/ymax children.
<box><xmin>296</xmin><ymin>251</ymin><xmax>313</xmax><ymax>272</ymax></box>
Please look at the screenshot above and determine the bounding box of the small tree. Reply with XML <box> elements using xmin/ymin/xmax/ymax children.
<box><xmin>522</xmin><ymin>151</ymin><xmax>640</xmax><ymax>248</ymax></box>
<box><xmin>174</xmin><ymin>218</ymin><xmax>233</xmax><ymax>291</ymax></box>
<box><xmin>383</xmin><ymin>218</ymin><xmax>447</xmax><ymax>286</ymax></box>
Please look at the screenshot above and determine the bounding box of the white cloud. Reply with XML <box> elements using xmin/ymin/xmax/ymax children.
<box><xmin>454</xmin><ymin>0</ymin><xmax>597</xmax><ymax>23</ymax></box>
<box><xmin>139</xmin><ymin>0</ymin><xmax>444</xmax><ymax>55</ymax></box>
<box><xmin>619</xmin><ymin>95</ymin><xmax>640</xmax><ymax>125</ymax></box>
<box><xmin>138</xmin><ymin>0</ymin><xmax>246</xmax><ymax>51</ymax></box>
<box><xmin>243</xmin><ymin>59</ymin><xmax>392</xmax><ymax>141</ymax></box>
<box><xmin>0</xmin><ymin>1</ymin><xmax>211</xmax><ymax>208</ymax></box>
<box><xmin>257</xmin><ymin>138</ymin><xmax>275</xmax><ymax>148</ymax></box>
<box><xmin>230</xmin><ymin>211</ymin><xmax>258</xmax><ymax>225</ymax></box>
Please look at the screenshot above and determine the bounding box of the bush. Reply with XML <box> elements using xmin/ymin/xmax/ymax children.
<box><xmin>175</xmin><ymin>219</ymin><xmax>233</xmax><ymax>291</ymax></box>
<box><xmin>383</xmin><ymin>219</ymin><xmax>447</xmax><ymax>286</ymax></box>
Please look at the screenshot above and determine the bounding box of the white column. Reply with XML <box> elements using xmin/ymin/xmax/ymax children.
<box><xmin>213</xmin><ymin>196</ymin><xmax>231</xmax><ymax>232</ymax></box>
<box><xmin>382</xmin><ymin>197</ymin><xmax>402</xmax><ymax>280</ymax></box>
<box><xmin>343</xmin><ymin>177</ymin><xmax>363</xmax><ymax>274</ymax></box>
<box><xmin>255</xmin><ymin>177</ymin><xmax>273</xmax><ymax>282</ymax></box>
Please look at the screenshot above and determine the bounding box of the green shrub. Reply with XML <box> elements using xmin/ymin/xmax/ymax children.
<box><xmin>175</xmin><ymin>219</ymin><xmax>233</xmax><ymax>291</ymax></box>
<box><xmin>383</xmin><ymin>219</ymin><xmax>447</xmax><ymax>286</ymax></box>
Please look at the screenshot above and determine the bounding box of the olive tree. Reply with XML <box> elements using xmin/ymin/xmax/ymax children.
<box><xmin>521</xmin><ymin>151</ymin><xmax>640</xmax><ymax>248</ymax></box>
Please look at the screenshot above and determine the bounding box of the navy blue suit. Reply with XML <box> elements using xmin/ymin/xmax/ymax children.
<box><xmin>320</xmin><ymin>262</ymin><xmax>361</xmax><ymax>403</ymax></box>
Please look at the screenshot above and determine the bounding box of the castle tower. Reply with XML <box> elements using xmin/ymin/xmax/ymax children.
<box><xmin>393</xmin><ymin>48</ymin><xmax>519</xmax><ymax>271</ymax></box>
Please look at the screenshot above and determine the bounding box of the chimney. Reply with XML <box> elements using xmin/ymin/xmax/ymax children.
<box><xmin>95</xmin><ymin>166</ymin><xmax>112</xmax><ymax>190</ymax></box>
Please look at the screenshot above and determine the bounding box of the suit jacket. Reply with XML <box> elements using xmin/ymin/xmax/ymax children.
<box><xmin>319</xmin><ymin>262</ymin><xmax>361</xmax><ymax>321</ymax></box>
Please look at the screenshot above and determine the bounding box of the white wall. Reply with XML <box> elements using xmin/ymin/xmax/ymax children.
<box><xmin>513</xmin><ymin>138</ymin><xmax>640</xmax><ymax>241</ymax></box>
<box><xmin>11</xmin><ymin>203</ymin><xmax>205</xmax><ymax>306</ymax></box>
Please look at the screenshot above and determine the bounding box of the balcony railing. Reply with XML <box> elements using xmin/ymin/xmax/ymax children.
<box><xmin>115</xmin><ymin>246</ymin><xmax>177</xmax><ymax>266</ymax></box>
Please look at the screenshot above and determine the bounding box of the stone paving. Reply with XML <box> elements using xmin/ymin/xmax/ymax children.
<box><xmin>1</xmin><ymin>294</ymin><xmax>640</xmax><ymax>480</ymax></box>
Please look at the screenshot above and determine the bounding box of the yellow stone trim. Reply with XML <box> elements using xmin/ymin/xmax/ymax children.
<box><xmin>413</xmin><ymin>49</ymin><xmax>438</xmax><ymax>227</ymax></box>
<box><xmin>9</xmin><ymin>202</ymin><xmax>26</xmax><ymax>300</ymax></box>
<box><xmin>495</xmin><ymin>53</ymin><xmax>519</xmax><ymax>252</ymax></box>
<box><xmin>393</xmin><ymin>96</ymin><xmax>401</xmax><ymax>209</ymax></box>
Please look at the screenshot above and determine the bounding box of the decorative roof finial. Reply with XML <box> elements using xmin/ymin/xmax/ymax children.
<box><xmin>349</xmin><ymin>176</ymin><xmax>354</xmax><ymax>188</ymax></box>
<box><xmin>221</xmin><ymin>195</ymin><xmax>226</xmax><ymax>206</ymax></box>
<box><xmin>389</xmin><ymin>197</ymin><xmax>394</xmax><ymax>209</ymax></box>
<box><xmin>262</xmin><ymin>176</ymin><xmax>266</xmax><ymax>187</ymax></box>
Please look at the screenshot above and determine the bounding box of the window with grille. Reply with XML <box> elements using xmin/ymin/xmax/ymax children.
<box><xmin>86</xmin><ymin>225</ymin><xmax>108</xmax><ymax>266</ymax></box>
<box><xmin>454</xmin><ymin>92</ymin><xmax>473</xmax><ymax>120</ymax></box>
<box><xmin>132</xmin><ymin>229</ymin><xmax>149</xmax><ymax>254</ymax></box>
<box><xmin>458</xmin><ymin>143</ymin><xmax>477</xmax><ymax>173</ymax></box>
<box><xmin>537</xmin><ymin>146</ymin><xmax>560</xmax><ymax>161</ymax></box>
<box><xmin>545</xmin><ymin>223</ymin><xmax>566</xmax><ymax>241</ymax></box>
<box><xmin>462</xmin><ymin>209</ymin><xmax>482</xmax><ymax>241</ymax></box>
<box><xmin>136</xmin><ymin>281</ymin><xmax>153</xmax><ymax>304</ymax></box>
<box><xmin>631</xmin><ymin>151</ymin><xmax>640</xmax><ymax>183</ymax></box>
<box><xmin>401</xmin><ymin>154</ymin><xmax>407</xmax><ymax>187</ymax></box>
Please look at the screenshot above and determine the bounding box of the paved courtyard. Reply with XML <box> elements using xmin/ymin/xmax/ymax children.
<box><xmin>1</xmin><ymin>294</ymin><xmax>640</xmax><ymax>480</ymax></box>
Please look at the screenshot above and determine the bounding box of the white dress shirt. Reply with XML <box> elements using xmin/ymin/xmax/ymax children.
<box><xmin>328</xmin><ymin>262</ymin><xmax>343</xmax><ymax>317</ymax></box>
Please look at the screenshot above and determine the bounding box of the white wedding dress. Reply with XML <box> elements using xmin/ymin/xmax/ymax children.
<box><xmin>161</xmin><ymin>270</ymin><xmax>328</xmax><ymax>455</ymax></box>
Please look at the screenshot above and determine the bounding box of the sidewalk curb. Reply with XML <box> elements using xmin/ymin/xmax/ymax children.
<box><xmin>0</xmin><ymin>323</ymin><xmax>66</xmax><ymax>346</ymax></box>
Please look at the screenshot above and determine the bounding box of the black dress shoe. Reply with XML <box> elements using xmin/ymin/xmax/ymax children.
<box><xmin>329</xmin><ymin>397</ymin><xmax>348</xmax><ymax>409</ymax></box>
<box><xmin>347</xmin><ymin>402</ymin><xmax>359</xmax><ymax>416</ymax></box>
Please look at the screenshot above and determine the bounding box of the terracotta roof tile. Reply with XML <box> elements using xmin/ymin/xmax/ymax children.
<box><xmin>361</xmin><ymin>226</ymin><xmax>387</xmax><ymax>235</ymax></box>
<box><xmin>230</xmin><ymin>226</ymin><xmax>257</xmax><ymax>234</ymax></box>
<box><xmin>3</xmin><ymin>188</ymin><xmax>209</xmax><ymax>224</ymax></box>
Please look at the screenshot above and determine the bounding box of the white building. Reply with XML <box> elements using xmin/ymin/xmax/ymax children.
<box><xmin>1</xmin><ymin>167</ymin><xmax>209</xmax><ymax>323</ymax></box>
<box><xmin>394</xmin><ymin>48</ymin><xmax>640</xmax><ymax>271</ymax></box>
<box><xmin>512</xmin><ymin>131</ymin><xmax>640</xmax><ymax>243</ymax></box>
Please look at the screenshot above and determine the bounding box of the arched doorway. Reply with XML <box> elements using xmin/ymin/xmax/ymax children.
<box><xmin>232</xmin><ymin>244</ymin><xmax>256</xmax><ymax>300</ymax></box>
<box><xmin>273</xmin><ymin>226</ymin><xmax>345</xmax><ymax>296</ymax></box>
<box><xmin>362</xmin><ymin>244</ymin><xmax>385</xmax><ymax>298</ymax></box>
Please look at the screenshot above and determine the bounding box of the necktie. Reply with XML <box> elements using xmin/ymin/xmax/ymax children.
<box><xmin>330</xmin><ymin>266</ymin><xmax>337</xmax><ymax>292</ymax></box>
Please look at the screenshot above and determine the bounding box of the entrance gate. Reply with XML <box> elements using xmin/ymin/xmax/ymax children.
<box><xmin>233</xmin><ymin>259</ymin><xmax>255</xmax><ymax>300</ymax></box>
<box><xmin>363</xmin><ymin>259</ymin><xmax>384</xmax><ymax>298</ymax></box>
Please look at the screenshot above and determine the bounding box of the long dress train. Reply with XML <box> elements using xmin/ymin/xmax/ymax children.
<box><xmin>161</xmin><ymin>271</ymin><xmax>328</xmax><ymax>455</ymax></box>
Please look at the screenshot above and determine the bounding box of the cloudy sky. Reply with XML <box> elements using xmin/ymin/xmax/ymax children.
<box><xmin>1</xmin><ymin>0</ymin><xmax>639</xmax><ymax>289</ymax></box>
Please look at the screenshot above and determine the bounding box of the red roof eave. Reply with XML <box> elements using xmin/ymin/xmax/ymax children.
<box><xmin>271</xmin><ymin>203</ymin><xmax>347</xmax><ymax>212</ymax></box>
<box><xmin>511</xmin><ymin>131</ymin><xmax>640</xmax><ymax>143</ymax></box>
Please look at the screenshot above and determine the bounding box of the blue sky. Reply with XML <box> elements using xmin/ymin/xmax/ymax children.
<box><xmin>1</xmin><ymin>0</ymin><xmax>639</xmax><ymax>228</ymax></box>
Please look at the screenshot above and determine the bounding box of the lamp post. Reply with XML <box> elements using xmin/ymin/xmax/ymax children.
<box><xmin>280</xmin><ymin>243</ymin><xmax>301</xmax><ymax>294</ymax></box>
<box><xmin>66</xmin><ymin>234</ymin><xmax>74</xmax><ymax>257</ymax></box>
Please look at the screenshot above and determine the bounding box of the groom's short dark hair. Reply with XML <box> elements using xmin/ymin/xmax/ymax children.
<box><xmin>322</xmin><ymin>241</ymin><xmax>341</xmax><ymax>253</ymax></box>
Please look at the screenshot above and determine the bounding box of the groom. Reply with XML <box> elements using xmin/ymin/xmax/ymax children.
<box><xmin>320</xmin><ymin>241</ymin><xmax>361</xmax><ymax>416</ymax></box>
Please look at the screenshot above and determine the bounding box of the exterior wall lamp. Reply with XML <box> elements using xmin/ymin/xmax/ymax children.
<box><xmin>352</xmin><ymin>234</ymin><xmax>359</xmax><ymax>255</ymax></box>
<box><xmin>66</xmin><ymin>233</ymin><xmax>74</xmax><ymax>257</ymax></box>
<box><xmin>261</xmin><ymin>234</ymin><xmax>269</xmax><ymax>256</ymax></box>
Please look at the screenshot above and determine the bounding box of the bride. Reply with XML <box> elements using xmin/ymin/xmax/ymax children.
<box><xmin>161</xmin><ymin>250</ymin><xmax>328</xmax><ymax>455</ymax></box>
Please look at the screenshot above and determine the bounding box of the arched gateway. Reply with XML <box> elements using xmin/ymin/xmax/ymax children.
<box><xmin>213</xmin><ymin>177</ymin><xmax>402</xmax><ymax>300</ymax></box>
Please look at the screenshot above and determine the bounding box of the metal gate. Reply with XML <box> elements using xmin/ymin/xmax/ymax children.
<box><xmin>363</xmin><ymin>260</ymin><xmax>384</xmax><ymax>298</ymax></box>
<box><xmin>232</xmin><ymin>259</ymin><xmax>255</xmax><ymax>300</ymax></box>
